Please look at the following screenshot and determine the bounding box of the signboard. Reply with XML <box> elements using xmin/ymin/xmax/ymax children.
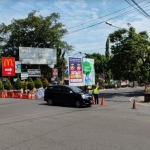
<box><xmin>21</xmin><ymin>72</ymin><xmax>28</xmax><ymax>80</ymax></box>
<box><xmin>15</xmin><ymin>61</ymin><xmax>21</xmax><ymax>73</ymax></box>
<box><xmin>82</xmin><ymin>58</ymin><xmax>95</xmax><ymax>86</ymax></box>
<box><xmin>68</xmin><ymin>57</ymin><xmax>83</xmax><ymax>86</ymax></box>
<box><xmin>2</xmin><ymin>57</ymin><xmax>15</xmax><ymax>76</ymax></box>
<box><xmin>52</xmin><ymin>68</ymin><xmax>58</xmax><ymax>78</ymax></box>
<box><xmin>19</xmin><ymin>47</ymin><xmax>56</xmax><ymax>65</ymax></box>
<box><xmin>27</xmin><ymin>69</ymin><xmax>41</xmax><ymax>77</ymax></box>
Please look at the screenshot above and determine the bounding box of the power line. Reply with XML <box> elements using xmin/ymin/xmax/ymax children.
<box><xmin>67</xmin><ymin>1</ymin><xmax>127</xmax><ymax>30</ymax></box>
<box><xmin>67</xmin><ymin>2</ymin><xmax>150</xmax><ymax>34</ymax></box>
<box><xmin>67</xmin><ymin>0</ymin><xmax>147</xmax><ymax>30</ymax></box>
<box><xmin>125</xmin><ymin>0</ymin><xmax>150</xmax><ymax>19</ymax></box>
<box><xmin>131</xmin><ymin>0</ymin><xmax>150</xmax><ymax>18</ymax></box>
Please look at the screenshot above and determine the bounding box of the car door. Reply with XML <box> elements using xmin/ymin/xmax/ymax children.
<box><xmin>52</xmin><ymin>86</ymin><xmax>63</xmax><ymax>104</ymax></box>
<box><xmin>62</xmin><ymin>87</ymin><xmax>75</xmax><ymax>105</ymax></box>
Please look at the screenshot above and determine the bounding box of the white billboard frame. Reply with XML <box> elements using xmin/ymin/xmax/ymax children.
<box><xmin>19</xmin><ymin>47</ymin><xmax>56</xmax><ymax>65</ymax></box>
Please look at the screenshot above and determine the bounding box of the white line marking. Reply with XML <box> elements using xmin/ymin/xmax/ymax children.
<box><xmin>130</xmin><ymin>97</ymin><xmax>150</xmax><ymax>107</ymax></box>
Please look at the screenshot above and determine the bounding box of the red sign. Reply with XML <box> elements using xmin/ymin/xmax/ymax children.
<box><xmin>52</xmin><ymin>68</ymin><xmax>58</xmax><ymax>78</ymax></box>
<box><xmin>2</xmin><ymin>57</ymin><xmax>15</xmax><ymax>76</ymax></box>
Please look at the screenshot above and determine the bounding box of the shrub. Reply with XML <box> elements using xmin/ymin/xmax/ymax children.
<box><xmin>4</xmin><ymin>78</ymin><xmax>12</xmax><ymax>90</ymax></box>
<box><xmin>35</xmin><ymin>78</ymin><xmax>43</xmax><ymax>89</ymax></box>
<box><xmin>14</xmin><ymin>78</ymin><xmax>22</xmax><ymax>90</ymax></box>
<box><xmin>42</xmin><ymin>78</ymin><xmax>50</xmax><ymax>89</ymax></box>
<box><xmin>27</xmin><ymin>82</ymin><xmax>34</xmax><ymax>90</ymax></box>
<box><xmin>22</xmin><ymin>81</ymin><xmax>28</xmax><ymax>90</ymax></box>
<box><xmin>27</xmin><ymin>77</ymin><xmax>34</xmax><ymax>90</ymax></box>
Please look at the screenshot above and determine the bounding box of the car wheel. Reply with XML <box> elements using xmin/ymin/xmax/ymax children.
<box><xmin>47</xmin><ymin>99</ymin><xmax>53</xmax><ymax>106</ymax></box>
<box><xmin>75</xmin><ymin>101</ymin><xmax>81</xmax><ymax>108</ymax></box>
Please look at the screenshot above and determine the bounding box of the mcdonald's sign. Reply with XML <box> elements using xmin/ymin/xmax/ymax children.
<box><xmin>2</xmin><ymin>57</ymin><xmax>15</xmax><ymax>76</ymax></box>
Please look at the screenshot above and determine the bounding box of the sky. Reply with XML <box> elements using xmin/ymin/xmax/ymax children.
<box><xmin>0</xmin><ymin>0</ymin><xmax>150</xmax><ymax>57</ymax></box>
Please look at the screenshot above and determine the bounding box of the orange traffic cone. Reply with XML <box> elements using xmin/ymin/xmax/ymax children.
<box><xmin>11</xmin><ymin>92</ymin><xmax>14</xmax><ymax>98</ymax></box>
<box><xmin>93</xmin><ymin>96</ymin><xmax>95</xmax><ymax>105</ymax></box>
<box><xmin>132</xmin><ymin>100</ymin><xmax>137</xmax><ymax>109</ymax></box>
<box><xmin>19</xmin><ymin>94</ymin><xmax>22</xmax><ymax>98</ymax></box>
<box><xmin>28</xmin><ymin>94</ymin><xmax>31</xmax><ymax>99</ymax></box>
<box><xmin>101</xmin><ymin>97</ymin><xmax>105</xmax><ymax>106</ymax></box>
<box><xmin>2</xmin><ymin>92</ymin><xmax>5</xmax><ymax>98</ymax></box>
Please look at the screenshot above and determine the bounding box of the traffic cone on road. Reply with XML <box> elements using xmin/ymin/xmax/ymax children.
<box><xmin>93</xmin><ymin>96</ymin><xmax>95</xmax><ymax>105</ymax></box>
<box><xmin>132</xmin><ymin>100</ymin><xmax>137</xmax><ymax>109</ymax></box>
<box><xmin>101</xmin><ymin>97</ymin><xmax>105</xmax><ymax>106</ymax></box>
<box><xmin>2</xmin><ymin>92</ymin><xmax>5</xmax><ymax>98</ymax></box>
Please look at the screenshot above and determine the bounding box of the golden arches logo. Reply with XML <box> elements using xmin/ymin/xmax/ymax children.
<box><xmin>4</xmin><ymin>59</ymin><xmax>13</xmax><ymax>66</ymax></box>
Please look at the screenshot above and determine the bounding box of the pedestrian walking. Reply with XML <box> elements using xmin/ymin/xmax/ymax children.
<box><xmin>92</xmin><ymin>85</ymin><xmax>99</xmax><ymax>104</ymax></box>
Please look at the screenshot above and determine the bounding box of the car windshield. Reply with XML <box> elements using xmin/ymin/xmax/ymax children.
<box><xmin>69</xmin><ymin>86</ymin><xmax>83</xmax><ymax>93</ymax></box>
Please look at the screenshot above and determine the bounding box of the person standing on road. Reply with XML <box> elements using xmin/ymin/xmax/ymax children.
<box><xmin>92</xmin><ymin>85</ymin><xmax>99</xmax><ymax>104</ymax></box>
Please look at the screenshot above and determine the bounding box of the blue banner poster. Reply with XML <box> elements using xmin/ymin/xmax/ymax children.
<box><xmin>68</xmin><ymin>57</ymin><xmax>83</xmax><ymax>86</ymax></box>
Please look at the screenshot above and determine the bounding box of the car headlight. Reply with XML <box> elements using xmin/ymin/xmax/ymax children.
<box><xmin>81</xmin><ymin>94</ymin><xmax>86</xmax><ymax>99</ymax></box>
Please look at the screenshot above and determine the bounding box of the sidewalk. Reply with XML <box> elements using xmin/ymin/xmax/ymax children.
<box><xmin>133</xmin><ymin>96</ymin><xmax>150</xmax><ymax>106</ymax></box>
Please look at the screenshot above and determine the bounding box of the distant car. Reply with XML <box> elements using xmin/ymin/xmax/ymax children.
<box><xmin>44</xmin><ymin>85</ymin><xmax>93</xmax><ymax>108</ymax></box>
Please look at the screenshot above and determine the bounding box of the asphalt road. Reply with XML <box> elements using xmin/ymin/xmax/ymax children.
<box><xmin>0</xmin><ymin>87</ymin><xmax>150</xmax><ymax>150</ymax></box>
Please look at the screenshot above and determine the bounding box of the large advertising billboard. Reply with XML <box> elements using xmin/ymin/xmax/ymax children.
<box><xmin>2</xmin><ymin>57</ymin><xmax>15</xmax><ymax>76</ymax></box>
<box><xmin>19</xmin><ymin>47</ymin><xmax>56</xmax><ymax>65</ymax></box>
<box><xmin>82</xmin><ymin>58</ymin><xmax>95</xmax><ymax>86</ymax></box>
<box><xmin>68</xmin><ymin>57</ymin><xmax>83</xmax><ymax>86</ymax></box>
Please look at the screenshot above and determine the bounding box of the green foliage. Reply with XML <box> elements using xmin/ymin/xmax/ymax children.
<box><xmin>27</xmin><ymin>77</ymin><xmax>34</xmax><ymax>90</ymax></box>
<box><xmin>0</xmin><ymin>11</ymin><xmax>73</xmax><ymax>77</ymax></box>
<box><xmin>105</xmin><ymin>37</ymin><xmax>110</xmax><ymax>60</ymax></box>
<box><xmin>27</xmin><ymin>82</ymin><xmax>34</xmax><ymax>90</ymax></box>
<box><xmin>21</xmin><ymin>81</ymin><xmax>28</xmax><ymax>90</ymax></box>
<box><xmin>0</xmin><ymin>79</ymin><xmax>3</xmax><ymax>90</ymax></box>
<box><xmin>28</xmin><ymin>77</ymin><xmax>33</xmax><ymax>82</ymax></box>
<box><xmin>35</xmin><ymin>78</ymin><xmax>43</xmax><ymax>89</ymax></box>
<box><xmin>14</xmin><ymin>78</ymin><xmax>22</xmax><ymax>90</ymax></box>
<box><xmin>4</xmin><ymin>79</ymin><xmax>12</xmax><ymax>90</ymax></box>
<box><xmin>42</xmin><ymin>78</ymin><xmax>49</xmax><ymax>89</ymax></box>
<box><xmin>109</xmin><ymin>26</ymin><xmax>150</xmax><ymax>83</ymax></box>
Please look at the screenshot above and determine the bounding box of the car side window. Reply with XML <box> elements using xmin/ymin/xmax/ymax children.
<box><xmin>53</xmin><ymin>86</ymin><xmax>62</xmax><ymax>92</ymax></box>
<box><xmin>47</xmin><ymin>86</ymin><xmax>54</xmax><ymax>90</ymax></box>
<box><xmin>63</xmin><ymin>87</ymin><xmax>72</xmax><ymax>93</ymax></box>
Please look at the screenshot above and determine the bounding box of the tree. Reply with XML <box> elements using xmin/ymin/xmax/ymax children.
<box><xmin>0</xmin><ymin>11</ymin><xmax>73</xmax><ymax>77</ymax></box>
<box><xmin>105</xmin><ymin>37</ymin><xmax>110</xmax><ymax>60</ymax></box>
<box><xmin>27</xmin><ymin>77</ymin><xmax>34</xmax><ymax>90</ymax></box>
<box><xmin>35</xmin><ymin>78</ymin><xmax>42</xmax><ymax>89</ymax></box>
<box><xmin>4</xmin><ymin>79</ymin><xmax>12</xmax><ymax>90</ymax></box>
<box><xmin>42</xmin><ymin>78</ymin><xmax>49</xmax><ymax>89</ymax></box>
<box><xmin>109</xmin><ymin>27</ymin><xmax>150</xmax><ymax>83</ymax></box>
<box><xmin>14</xmin><ymin>78</ymin><xmax>22</xmax><ymax>90</ymax></box>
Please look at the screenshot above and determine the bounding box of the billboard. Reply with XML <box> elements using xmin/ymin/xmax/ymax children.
<box><xmin>82</xmin><ymin>58</ymin><xmax>95</xmax><ymax>86</ymax></box>
<box><xmin>19</xmin><ymin>47</ymin><xmax>56</xmax><ymax>65</ymax></box>
<box><xmin>68</xmin><ymin>57</ymin><xmax>83</xmax><ymax>86</ymax></box>
<box><xmin>27</xmin><ymin>69</ymin><xmax>41</xmax><ymax>77</ymax></box>
<box><xmin>2</xmin><ymin>57</ymin><xmax>15</xmax><ymax>76</ymax></box>
<box><xmin>15</xmin><ymin>61</ymin><xmax>21</xmax><ymax>73</ymax></box>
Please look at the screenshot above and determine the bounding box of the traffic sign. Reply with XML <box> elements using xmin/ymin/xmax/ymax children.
<box><xmin>2</xmin><ymin>57</ymin><xmax>15</xmax><ymax>76</ymax></box>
